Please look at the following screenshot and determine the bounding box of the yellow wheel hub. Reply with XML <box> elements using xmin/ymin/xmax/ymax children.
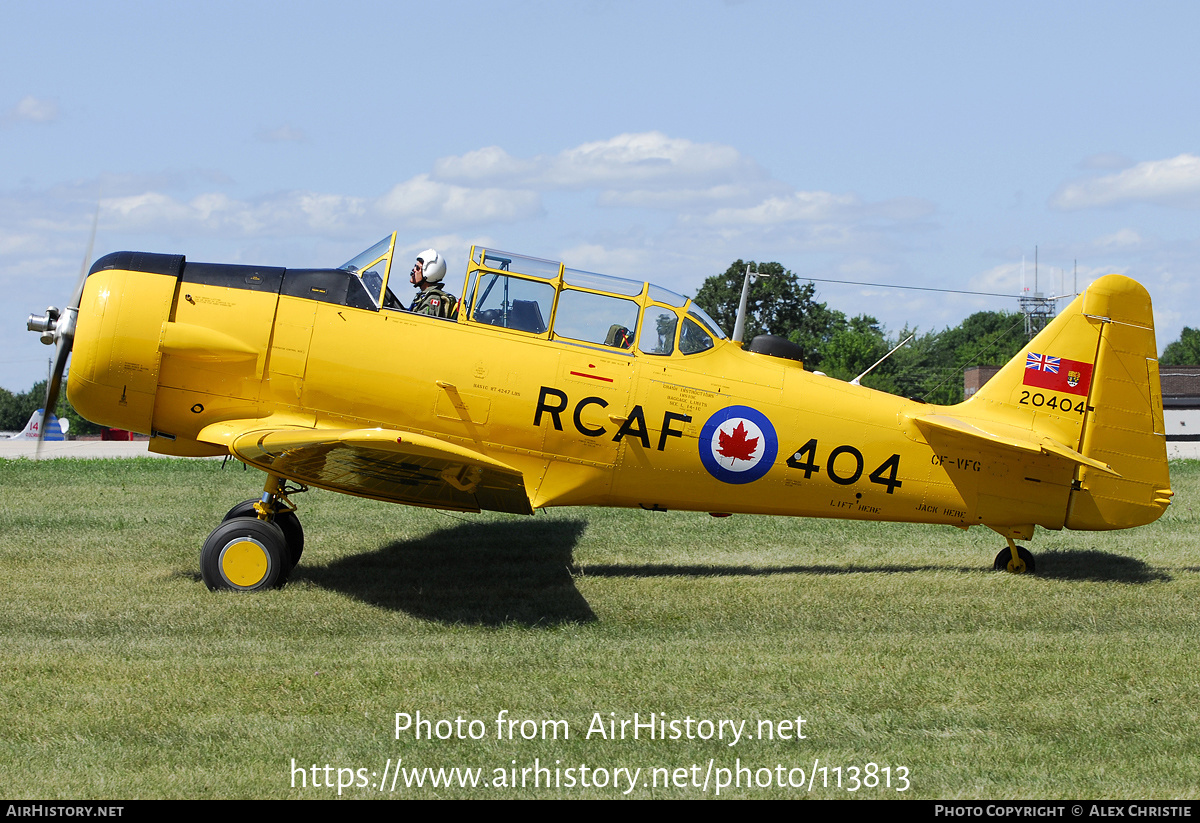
<box><xmin>219</xmin><ymin>538</ymin><xmax>271</xmax><ymax>588</ymax></box>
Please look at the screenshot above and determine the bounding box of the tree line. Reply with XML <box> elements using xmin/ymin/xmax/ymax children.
<box><xmin>693</xmin><ymin>260</ymin><xmax>1196</xmax><ymax>405</ymax></box>
<box><xmin>1161</xmin><ymin>327</ymin><xmax>1200</xmax><ymax>365</ymax></box>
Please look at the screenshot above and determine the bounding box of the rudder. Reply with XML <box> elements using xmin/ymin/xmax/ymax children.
<box><xmin>1066</xmin><ymin>276</ymin><xmax>1171</xmax><ymax>529</ymax></box>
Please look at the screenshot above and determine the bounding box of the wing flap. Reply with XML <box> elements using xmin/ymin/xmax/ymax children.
<box><xmin>226</xmin><ymin>426</ymin><xmax>532</xmax><ymax>515</ymax></box>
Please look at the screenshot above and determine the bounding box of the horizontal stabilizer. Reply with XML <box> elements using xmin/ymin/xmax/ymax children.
<box><xmin>911</xmin><ymin>413</ymin><xmax>1119</xmax><ymax>476</ymax></box>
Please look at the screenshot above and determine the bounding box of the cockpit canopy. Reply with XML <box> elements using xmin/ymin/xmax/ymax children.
<box><xmin>464</xmin><ymin>247</ymin><xmax>726</xmax><ymax>357</ymax></box>
<box><xmin>338</xmin><ymin>235</ymin><xmax>726</xmax><ymax>357</ymax></box>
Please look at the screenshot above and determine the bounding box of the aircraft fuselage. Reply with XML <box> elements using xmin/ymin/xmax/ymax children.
<box><xmin>66</xmin><ymin>246</ymin><xmax>1170</xmax><ymax>543</ymax></box>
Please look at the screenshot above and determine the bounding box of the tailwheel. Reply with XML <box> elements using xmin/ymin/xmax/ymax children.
<box><xmin>223</xmin><ymin>499</ymin><xmax>304</xmax><ymax>571</ymax></box>
<box><xmin>994</xmin><ymin>540</ymin><xmax>1036</xmax><ymax>574</ymax></box>
<box><xmin>201</xmin><ymin>517</ymin><xmax>289</xmax><ymax>591</ymax></box>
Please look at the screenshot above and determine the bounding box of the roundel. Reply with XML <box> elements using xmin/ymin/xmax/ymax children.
<box><xmin>698</xmin><ymin>405</ymin><xmax>778</xmax><ymax>485</ymax></box>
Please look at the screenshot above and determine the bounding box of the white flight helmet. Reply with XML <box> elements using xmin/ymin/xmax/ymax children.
<box><xmin>416</xmin><ymin>249</ymin><xmax>447</xmax><ymax>284</ymax></box>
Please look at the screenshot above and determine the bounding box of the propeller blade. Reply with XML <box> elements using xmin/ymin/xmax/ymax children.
<box><xmin>36</xmin><ymin>339</ymin><xmax>71</xmax><ymax>455</ymax></box>
<box><xmin>70</xmin><ymin>201</ymin><xmax>100</xmax><ymax>310</ymax></box>
<box><xmin>36</xmin><ymin>201</ymin><xmax>99</xmax><ymax>457</ymax></box>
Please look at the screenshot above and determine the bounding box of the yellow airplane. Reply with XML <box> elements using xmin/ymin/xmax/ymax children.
<box><xmin>27</xmin><ymin>232</ymin><xmax>1172</xmax><ymax>590</ymax></box>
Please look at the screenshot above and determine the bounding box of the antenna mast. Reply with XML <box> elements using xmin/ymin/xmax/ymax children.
<box><xmin>732</xmin><ymin>263</ymin><xmax>770</xmax><ymax>344</ymax></box>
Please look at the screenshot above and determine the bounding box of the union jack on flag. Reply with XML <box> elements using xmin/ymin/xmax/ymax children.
<box><xmin>1026</xmin><ymin>353</ymin><xmax>1060</xmax><ymax>374</ymax></box>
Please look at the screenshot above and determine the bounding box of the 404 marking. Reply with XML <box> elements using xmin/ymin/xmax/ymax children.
<box><xmin>786</xmin><ymin>439</ymin><xmax>902</xmax><ymax>494</ymax></box>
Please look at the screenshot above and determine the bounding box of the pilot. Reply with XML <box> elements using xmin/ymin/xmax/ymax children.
<box><xmin>409</xmin><ymin>249</ymin><xmax>457</xmax><ymax>318</ymax></box>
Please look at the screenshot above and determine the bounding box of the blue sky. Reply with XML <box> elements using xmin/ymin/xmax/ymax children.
<box><xmin>3</xmin><ymin>0</ymin><xmax>1198</xmax><ymax>391</ymax></box>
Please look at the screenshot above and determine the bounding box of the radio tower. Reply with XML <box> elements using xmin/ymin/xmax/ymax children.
<box><xmin>1018</xmin><ymin>246</ymin><xmax>1055</xmax><ymax>339</ymax></box>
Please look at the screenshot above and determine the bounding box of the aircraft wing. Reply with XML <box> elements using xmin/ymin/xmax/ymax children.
<box><xmin>203</xmin><ymin>423</ymin><xmax>533</xmax><ymax>515</ymax></box>
<box><xmin>910</xmin><ymin>413</ymin><xmax>1120</xmax><ymax>476</ymax></box>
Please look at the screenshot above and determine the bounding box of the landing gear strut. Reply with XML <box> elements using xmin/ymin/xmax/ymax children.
<box><xmin>201</xmin><ymin>475</ymin><xmax>308</xmax><ymax>591</ymax></box>
<box><xmin>994</xmin><ymin>538</ymin><xmax>1035</xmax><ymax>574</ymax></box>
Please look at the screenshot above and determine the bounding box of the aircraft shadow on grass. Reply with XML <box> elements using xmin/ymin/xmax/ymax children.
<box><xmin>295</xmin><ymin>519</ymin><xmax>1166</xmax><ymax>625</ymax></box>
<box><xmin>565</xmin><ymin>550</ymin><xmax>1168</xmax><ymax>585</ymax></box>
<box><xmin>1029</xmin><ymin>548</ymin><xmax>1170</xmax><ymax>583</ymax></box>
<box><xmin>301</xmin><ymin>518</ymin><xmax>596</xmax><ymax>626</ymax></box>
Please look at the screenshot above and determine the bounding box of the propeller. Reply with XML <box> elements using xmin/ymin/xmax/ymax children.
<box><xmin>26</xmin><ymin>204</ymin><xmax>99</xmax><ymax>454</ymax></box>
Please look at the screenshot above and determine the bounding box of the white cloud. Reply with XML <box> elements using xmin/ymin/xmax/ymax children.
<box><xmin>102</xmin><ymin>190</ymin><xmax>369</xmax><ymax>237</ymax></box>
<box><xmin>104</xmin><ymin>191</ymin><xmax>195</xmax><ymax>226</ymax></box>
<box><xmin>1094</xmin><ymin>228</ymin><xmax>1143</xmax><ymax>251</ymax></box>
<box><xmin>700</xmin><ymin>189</ymin><xmax>936</xmax><ymax>225</ymax></box>
<box><xmin>2</xmin><ymin>95</ymin><xmax>57</xmax><ymax>126</ymax></box>
<box><xmin>377</xmin><ymin>175</ymin><xmax>541</xmax><ymax>228</ymax></box>
<box><xmin>1052</xmin><ymin>154</ymin><xmax>1200</xmax><ymax>210</ymax></box>
<box><xmin>967</xmin><ymin>261</ymin><xmax>1029</xmax><ymax>295</ymax></box>
<box><xmin>703</xmin><ymin>191</ymin><xmax>862</xmax><ymax>225</ymax></box>
<box><xmin>1078</xmin><ymin>153</ymin><xmax>1133</xmax><ymax>171</ymax></box>
<box><xmin>863</xmin><ymin>197</ymin><xmax>937</xmax><ymax>221</ymax></box>
<box><xmin>556</xmin><ymin>243</ymin><xmax>646</xmax><ymax>275</ymax></box>
<box><xmin>545</xmin><ymin>132</ymin><xmax>758</xmax><ymax>190</ymax></box>
<box><xmin>65</xmin><ymin>132</ymin><xmax>921</xmax><ymax>247</ymax></box>
<box><xmin>0</xmin><ymin>231</ymin><xmax>44</xmax><ymax>256</ymax></box>
<box><xmin>701</xmin><ymin>190</ymin><xmax>934</xmax><ymax>228</ymax></box>
<box><xmin>432</xmin><ymin>132</ymin><xmax>776</xmax><ymax>212</ymax></box>
<box><xmin>433</xmin><ymin>146</ymin><xmax>537</xmax><ymax>182</ymax></box>
<box><xmin>597</xmin><ymin>183</ymin><xmax>776</xmax><ymax>209</ymax></box>
<box><xmin>968</xmin><ymin>261</ymin><xmax>1115</xmax><ymax>297</ymax></box>
<box><xmin>2</xmin><ymin>130</ymin><xmax>936</xmax><ymax>299</ymax></box>
<box><xmin>295</xmin><ymin>192</ymin><xmax>369</xmax><ymax>231</ymax></box>
<box><xmin>257</xmin><ymin>125</ymin><xmax>306</xmax><ymax>143</ymax></box>
<box><xmin>87</xmin><ymin>171</ymin><xmax>539</xmax><ymax>238</ymax></box>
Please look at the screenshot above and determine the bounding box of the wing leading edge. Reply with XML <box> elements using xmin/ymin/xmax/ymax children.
<box><xmin>211</xmin><ymin>425</ymin><xmax>533</xmax><ymax>515</ymax></box>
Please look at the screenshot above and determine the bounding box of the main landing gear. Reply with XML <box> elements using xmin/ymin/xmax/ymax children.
<box><xmin>201</xmin><ymin>475</ymin><xmax>307</xmax><ymax>591</ymax></box>
<box><xmin>994</xmin><ymin>538</ymin><xmax>1036</xmax><ymax>574</ymax></box>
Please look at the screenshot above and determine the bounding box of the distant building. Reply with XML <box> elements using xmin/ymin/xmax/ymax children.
<box><xmin>963</xmin><ymin>366</ymin><xmax>1001</xmax><ymax>400</ymax></box>
<box><xmin>1159</xmin><ymin>366</ymin><xmax>1200</xmax><ymax>443</ymax></box>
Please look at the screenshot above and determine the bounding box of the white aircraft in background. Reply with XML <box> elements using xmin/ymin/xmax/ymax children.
<box><xmin>6</xmin><ymin>409</ymin><xmax>68</xmax><ymax>441</ymax></box>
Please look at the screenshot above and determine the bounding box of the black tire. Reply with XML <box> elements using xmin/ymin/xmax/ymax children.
<box><xmin>993</xmin><ymin>545</ymin><xmax>1036</xmax><ymax>574</ymax></box>
<box><xmin>223</xmin><ymin>499</ymin><xmax>304</xmax><ymax>570</ymax></box>
<box><xmin>201</xmin><ymin>517</ymin><xmax>289</xmax><ymax>591</ymax></box>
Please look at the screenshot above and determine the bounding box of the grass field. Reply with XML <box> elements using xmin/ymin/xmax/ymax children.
<box><xmin>1</xmin><ymin>457</ymin><xmax>1198</xmax><ymax>799</ymax></box>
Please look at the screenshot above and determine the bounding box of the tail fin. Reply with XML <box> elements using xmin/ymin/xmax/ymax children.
<box><xmin>8</xmin><ymin>409</ymin><xmax>66</xmax><ymax>441</ymax></box>
<box><xmin>964</xmin><ymin>274</ymin><xmax>1170</xmax><ymax>530</ymax></box>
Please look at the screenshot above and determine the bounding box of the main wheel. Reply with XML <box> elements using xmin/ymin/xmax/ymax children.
<box><xmin>223</xmin><ymin>499</ymin><xmax>304</xmax><ymax>570</ymax></box>
<box><xmin>201</xmin><ymin>517</ymin><xmax>289</xmax><ymax>591</ymax></box>
<box><xmin>993</xmin><ymin>545</ymin><xmax>1036</xmax><ymax>574</ymax></box>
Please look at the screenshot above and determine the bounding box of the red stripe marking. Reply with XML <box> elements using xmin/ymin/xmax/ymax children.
<box><xmin>570</xmin><ymin>370</ymin><xmax>614</xmax><ymax>382</ymax></box>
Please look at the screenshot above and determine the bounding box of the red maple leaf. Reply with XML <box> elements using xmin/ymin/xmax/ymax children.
<box><xmin>717</xmin><ymin>421</ymin><xmax>759</xmax><ymax>462</ymax></box>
